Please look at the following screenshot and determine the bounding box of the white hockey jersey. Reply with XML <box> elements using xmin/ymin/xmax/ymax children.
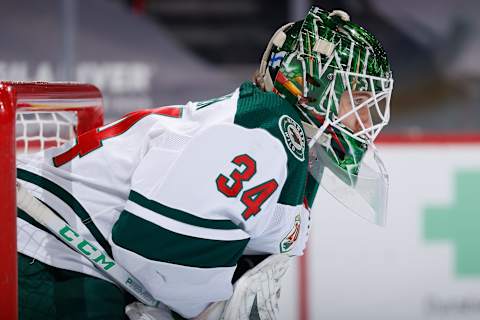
<box><xmin>16</xmin><ymin>82</ymin><xmax>315</xmax><ymax>318</ymax></box>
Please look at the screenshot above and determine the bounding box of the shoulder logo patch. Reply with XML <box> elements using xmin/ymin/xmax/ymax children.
<box><xmin>280</xmin><ymin>214</ymin><xmax>301</xmax><ymax>253</ymax></box>
<box><xmin>278</xmin><ymin>115</ymin><xmax>305</xmax><ymax>162</ymax></box>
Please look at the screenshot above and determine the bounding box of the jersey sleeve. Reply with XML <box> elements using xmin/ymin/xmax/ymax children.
<box><xmin>111</xmin><ymin>123</ymin><xmax>288</xmax><ymax>318</ymax></box>
<box><xmin>232</xmin><ymin>82</ymin><xmax>312</xmax><ymax>257</ymax></box>
<box><xmin>234</xmin><ymin>82</ymin><xmax>309</xmax><ymax>208</ymax></box>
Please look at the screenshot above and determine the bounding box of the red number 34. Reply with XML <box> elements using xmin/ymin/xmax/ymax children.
<box><xmin>216</xmin><ymin>154</ymin><xmax>278</xmax><ymax>220</ymax></box>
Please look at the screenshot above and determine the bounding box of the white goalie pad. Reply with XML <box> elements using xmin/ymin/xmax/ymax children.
<box><xmin>125</xmin><ymin>254</ymin><xmax>291</xmax><ymax>320</ymax></box>
<box><xmin>126</xmin><ymin>302</ymin><xmax>174</xmax><ymax>320</ymax></box>
<box><xmin>218</xmin><ymin>254</ymin><xmax>291</xmax><ymax>320</ymax></box>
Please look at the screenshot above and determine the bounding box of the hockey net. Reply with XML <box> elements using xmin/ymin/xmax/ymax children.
<box><xmin>0</xmin><ymin>81</ymin><xmax>103</xmax><ymax>319</ymax></box>
<box><xmin>16</xmin><ymin>111</ymin><xmax>77</xmax><ymax>153</ymax></box>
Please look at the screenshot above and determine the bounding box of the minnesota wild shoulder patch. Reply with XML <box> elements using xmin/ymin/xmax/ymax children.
<box><xmin>278</xmin><ymin>115</ymin><xmax>305</xmax><ymax>162</ymax></box>
<box><xmin>280</xmin><ymin>214</ymin><xmax>301</xmax><ymax>253</ymax></box>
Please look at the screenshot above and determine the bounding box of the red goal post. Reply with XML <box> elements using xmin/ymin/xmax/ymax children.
<box><xmin>0</xmin><ymin>81</ymin><xmax>103</xmax><ymax>319</ymax></box>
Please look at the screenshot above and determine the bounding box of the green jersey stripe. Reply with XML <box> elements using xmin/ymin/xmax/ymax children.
<box><xmin>125</xmin><ymin>201</ymin><xmax>248</xmax><ymax>241</ymax></box>
<box><xmin>17</xmin><ymin>168</ymin><xmax>112</xmax><ymax>257</ymax></box>
<box><xmin>112</xmin><ymin>210</ymin><xmax>249</xmax><ymax>268</ymax></box>
<box><xmin>129</xmin><ymin>190</ymin><xmax>240</xmax><ymax>230</ymax></box>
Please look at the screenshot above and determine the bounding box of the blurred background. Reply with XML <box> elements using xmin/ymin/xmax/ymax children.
<box><xmin>2</xmin><ymin>0</ymin><xmax>479</xmax><ymax>128</ymax></box>
<box><xmin>2</xmin><ymin>0</ymin><xmax>479</xmax><ymax>319</ymax></box>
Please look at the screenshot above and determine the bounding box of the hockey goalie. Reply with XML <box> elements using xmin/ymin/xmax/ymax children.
<box><xmin>16</xmin><ymin>7</ymin><xmax>393</xmax><ymax>320</ymax></box>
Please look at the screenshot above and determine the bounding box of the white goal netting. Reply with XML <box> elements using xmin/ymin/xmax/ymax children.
<box><xmin>16</xmin><ymin>111</ymin><xmax>78</xmax><ymax>154</ymax></box>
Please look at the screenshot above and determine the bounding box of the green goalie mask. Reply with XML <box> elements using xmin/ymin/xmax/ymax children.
<box><xmin>258</xmin><ymin>7</ymin><xmax>394</xmax><ymax>225</ymax></box>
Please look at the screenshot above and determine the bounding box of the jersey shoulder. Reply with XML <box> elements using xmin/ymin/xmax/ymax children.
<box><xmin>234</xmin><ymin>81</ymin><xmax>308</xmax><ymax>206</ymax></box>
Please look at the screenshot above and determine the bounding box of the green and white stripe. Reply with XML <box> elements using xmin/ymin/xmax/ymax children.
<box><xmin>17</xmin><ymin>168</ymin><xmax>112</xmax><ymax>256</ymax></box>
<box><xmin>124</xmin><ymin>191</ymin><xmax>249</xmax><ymax>241</ymax></box>
<box><xmin>113</xmin><ymin>190</ymin><xmax>250</xmax><ymax>268</ymax></box>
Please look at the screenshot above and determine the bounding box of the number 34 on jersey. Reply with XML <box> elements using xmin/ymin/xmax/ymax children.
<box><xmin>216</xmin><ymin>154</ymin><xmax>278</xmax><ymax>221</ymax></box>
